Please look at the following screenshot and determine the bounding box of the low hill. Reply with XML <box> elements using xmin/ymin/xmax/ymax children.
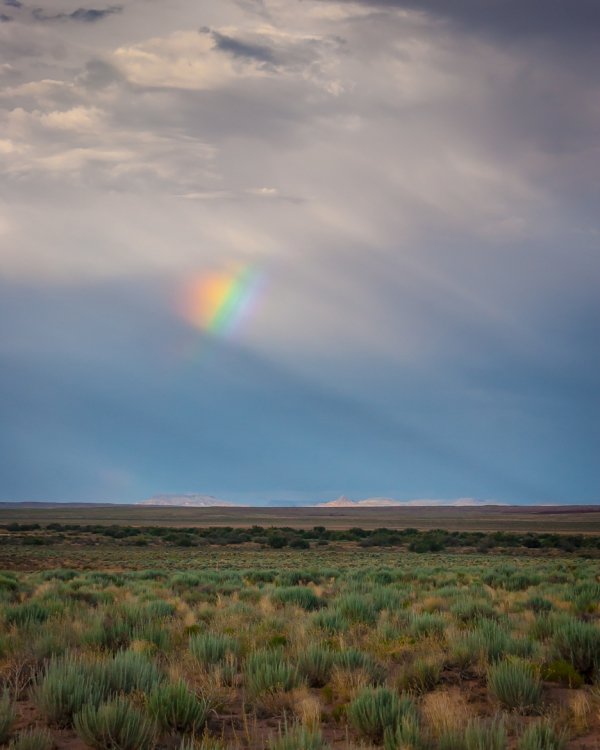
<box><xmin>137</xmin><ymin>494</ymin><xmax>235</xmax><ymax>507</ymax></box>
<box><xmin>316</xmin><ymin>495</ymin><xmax>493</xmax><ymax>507</ymax></box>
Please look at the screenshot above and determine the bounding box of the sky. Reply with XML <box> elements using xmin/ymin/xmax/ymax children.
<box><xmin>0</xmin><ymin>0</ymin><xmax>599</xmax><ymax>505</ymax></box>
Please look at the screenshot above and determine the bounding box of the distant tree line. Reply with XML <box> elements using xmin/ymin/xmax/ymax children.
<box><xmin>1</xmin><ymin>522</ymin><xmax>599</xmax><ymax>554</ymax></box>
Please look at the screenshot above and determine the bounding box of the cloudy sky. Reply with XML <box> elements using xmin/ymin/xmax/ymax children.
<box><xmin>0</xmin><ymin>0</ymin><xmax>598</xmax><ymax>504</ymax></box>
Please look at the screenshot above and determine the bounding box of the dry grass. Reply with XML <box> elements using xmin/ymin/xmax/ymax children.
<box><xmin>421</xmin><ymin>689</ymin><xmax>470</xmax><ymax>737</ymax></box>
<box><xmin>329</xmin><ymin>666</ymin><xmax>372</xmax><ymax>702</ymax></box>
<box><xmin>565</xmin><ymin>691</ymin><xmax>592</xmax><ymax>733</ymax></box>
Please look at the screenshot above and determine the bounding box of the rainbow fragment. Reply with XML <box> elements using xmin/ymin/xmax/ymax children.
<box><xmin>181</xmin><ymin>265</ymin><xmax>263</xmax><ymax>336</ymax></box>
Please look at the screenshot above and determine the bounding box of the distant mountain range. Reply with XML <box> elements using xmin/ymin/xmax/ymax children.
<box><xmin>1</xmin><ymin>496</ymin><xmax>576</xmax><ymax>509</ymax></box>
<box><xmin>315</xmin><ymin>495</ymin><xmax>496</xmax><ymax>507</ymax></box>
<box><xmin>135</xmin><ymin>494</ymin><xmax>496</xmax><ymax>508</ymax></box>
<box><xmin>137</xmin><ymin>494</ymin><xmax>236</xmax><ymax>507</ymax></box>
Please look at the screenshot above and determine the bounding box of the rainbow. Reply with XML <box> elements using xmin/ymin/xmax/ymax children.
<box><xmin>180</xmin><ymin>264</ymin><xmax>264</xmax><ymax>337</ymax></box>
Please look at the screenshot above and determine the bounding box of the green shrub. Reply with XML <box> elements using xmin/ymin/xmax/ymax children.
<box><xmin>144</xmin><ymin>600</ymin><xmax>177</xmax><ymax>619</ymax></box>
<box><xmin>276</xmin><ymin>570</ymin><xmax>323</xmax><ymax>586</ymax></box>
<box><xmin>289</xmin><ymin>538</ymin><xmax>310</xmax><ymax>549</ymax></box>
<box><xmin>552</xmin><ymin>619</ymin><xmax>600</xmax><ymax>680</ymax></box>
<box><xmin>98</xmin><ymin>650</ymin><xmax>163</xmax><ymax>695</ymax></box>
<box><xmin>378</xmin><ymin>619</ymin><xmax>404</xmax><ymax>642</ymax></box>
<box><xmin>0</xmin><ymin>575</ymin><xmax>18</xmax><ymax>593</ymax></box>
<box><xmin>530</xmin><ymin>615</ymin><xmax>565</xmax><ymax>642</ymax></box>
<box><xmin>487</xmin><ymin>660</ymin><xmax>542</xmax><ymax>713</ymax></box>
<box><xmin>74</xmin><ymin>697</ymin><xmax>156</xmax><ymax>750</ymax></box>
<box><xmin>244</xmin><ymin>569</ymin><xmax>278</xmax><ymax>584</ymax></box>
<box><xmin>483</xmin><ymin>569</ymin><xmax>540</xmax><ymax>592</ymax></box>
<box><xmin>68</xmin><ymin>589</ymin><xmax>112</xmax><ymax>608</ymax></box>
<box><xmin>268</xmin><ymin>725</ymin><xmax>329</xmax><ymax>750</ymax></box>
<box><xmin>267</xmin><ymin>534</ymin><xmax>287</xmax><ymax>549</ymax></box>
<box><xmin>463</xmin><ymin>718</ymin><xmax>507</xmax><ymax>750</ymax></box>
<box><xmin>451</xmin><ymin>599</ymin><xmax>497</xmax><ymax>625</ymax></box>
<box><xmin>517</xmin><ymin>722</ymin><xmax>566</xmax><ymax>750</ymax></box>
<box><xmin>32</xmin><ymin>656</ymin><xmax>103</xmax><ymax>727</ymax></box>
<box><xmin>271</xmin><ymin>587</ymin><xmax>324</xmax><ymax>611</ymax></box>
<box><xmin>397</xmin><ymin>657</ymin><xmax>441</xmax><ymax>693</ymax></box>
<box><xmin>525</xmin><ymin>596</ymin><xmax>553</xmax><ymax>614</ymax></box>
<box><xmin>244</xmin><ymin>650</ymin><xmax>302</xmax><ymax>696</ymax></box>
<box><xmin>171</xmin><ymin>573</ymin><xmax>202</xmax><ymax>589</ymax></box>
<box><xmin>334</xmin><ymin>648</ymin><xmax>385</xmax><ymax>684</ymax></box>
<box><xmin>134</xmin><ymin>623</ymin><xmax>171</xmax><ymax>653</ymax></box>
<box><xmin>370</xmin><ymin>587</ymin><xmax>405</xmax><ymax>613</ymax></box>
<box><xmin>147</xmin><ymin>680</ymin><xmax>210</xmax><ymax>734</ymax></box>
<box><xmin>312</xmin><ymin>610</ymin><xmax>348</xmax><ymax>634</ymax></box>
<box><xmin>438</xmin><ymin>730</ymin><xmax>465</xmax><ymax>750</ymax></box>
<box><xmin>336</xmin><ymin>594</ymin><xmax>377</xmax><ymax>625</ymax></box>
<box><xmin>463</xmin><ymin>619</ymin><xmax>531</xmax><ymax>664</ymax></box>
<box><xmin>383</xmin><ymin>714</ymin><xmax>425</xmax><ymax>750</ymax></box>
<box><xmin>437</xmin><ymin>720</ymin><xmax>507</xmax><ymax>750</ymax></box>
<box><xmin>297</xmin><ymin>646</ymin><xmax>335</xmax><ymax>687</ymax></box>
<box><xmin>470</xmin><ymin>620</ymin><xmax>511</xmax><ymax>662</ymax></box>
<box><xmin>570</xmin><ymin>582</ymin><xmax>600</xmax><ymax>615</ymax></box>
<box><xmin>0</xmin><ymin>690</ymin><xmax>15</xmax><ymax>744</ymax></box>
<box><xmin>84</xmin><ymin>617</ymin><xmax>132</xmax><ymax>651</ymax></box>
<box><xmin>409</xmin><ymin>613</ymin><xmax>446</xmax><ymax>639</ymax></box>
<box><xmin>348</xmin><ymin>687</ymin><xmax>416</xmax><ymax>743</ymax></box>
<box><xmin>5</xmin><ymin>602</ymin><xmax>50</xmax><ymax>628</ymax></box>
<box><xmin>30</xmin><ymin>624</ymin><xmax>76</xmax><ymax>660</ymax></box>
<box><xmin>8</xmin><ymin>728</ymin><xmax>54</xmax><ymax>750</ymax></box>
<box><xmin>190</xmin><ymin>633</ymin><xmax>239</xmax><ymax>667</ymax></box>
<box><xmin>540</xmin><ymin>660</ymin><xmax>584</xmax><ymax>688</ymax></box>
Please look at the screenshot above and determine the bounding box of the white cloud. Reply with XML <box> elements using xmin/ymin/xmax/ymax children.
<box><xmin>0</xmin><ymin>138</ymin><xmax>20</xmax><ymax>154</ymax></box>
<box><xmin>113</xmin><ymin>31</ymin><xmax>239</xmax><ymax>90</ymax></box>
<box><xmin>39</xmin><ymin>105</ymin><xmax>104</xmax><ymax>131</ymax></box>
<box><xmin>111</xmin><ymin>24</ymin><xmax>344</xmax><ymax>93</ymax></box>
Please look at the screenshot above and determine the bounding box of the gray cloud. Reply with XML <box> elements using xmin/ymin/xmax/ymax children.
<box><xmin>32</xmin><ymin>5</ymin><xmax>121</xmax><ymax>22</ymax></box>
<box><xmin>203</xmin><ymin>27</ymin><xmax>276</xmax><ymax>65</ymax></box>
<box><xmin>330</xmin><ymin>0</ymin><xmax>600</xmax><ymax>42</ymax></box>
<box><xmin>77</xmin><ymin>58</ymin><xmax>123</xmax><ymax>88</ymax></box>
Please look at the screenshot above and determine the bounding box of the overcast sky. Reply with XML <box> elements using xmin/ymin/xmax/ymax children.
<box><xmin>1</xmin><ymin>0</ymin><xmax>598</xmax><ymax>504</ymax></box>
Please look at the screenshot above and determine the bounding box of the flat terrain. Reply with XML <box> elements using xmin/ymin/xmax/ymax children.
<box><xmin>1</xmin><ymin>511</ymin><xmax>600</xmax><ymax>750</ymax></box>
<box><xmin>1</xmin><ymin>542</ymin><xmax>600</xmax><ymax>749</ymax></box>
<box><xmin>2</xmin><ymin>503</ymin><xmax>600</xmax><ymax>532</ymax></box>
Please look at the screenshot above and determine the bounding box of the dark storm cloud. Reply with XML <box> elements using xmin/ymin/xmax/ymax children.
<box><xmin>4</xmin><ymin>0</ymin><xmax>21</xmax><ymax>6</ymax></box>
<box><xmin>78</xmin><ymin>58</ymin><xmax>123</xmax><ymax>88</ymax></box>
<box><xmin>32</xmin><ymin>5</ymin><xmax>121</xmax><ymax>22</ymax></box>
<box><xmin>0</xmin><ymin>279</ymin><xmax>576</xmax><ymax>503</ymax></box>
<box><xmin>69</xmin><ymin>6</ymin><xmax>120</xmax><ymax>21</ymax></box>
<box><xmin>202</xmin><ymin>26</ymin><xmax>276</xmax><ymax>65</ymax></box>
<box><xmin>0</xmin><ymin>12</ymin><xmax>11</xmax><ymax>20</ymax></box>
<box><xmin>333</xmin><ymin>0</ymin><xmax>600</xmax><ymax>42</ymax></box>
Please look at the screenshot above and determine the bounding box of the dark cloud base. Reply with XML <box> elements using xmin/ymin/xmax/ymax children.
<box><xmin>32</xmin><ymin>4</ymin><xmax>121</xmax><ymax>22</ymax></box>
<box><xmin>0</xmin><ymin>280</ymin><xmax>596</xmax><ymax>504</ymax></box>
<box><xmin>202</xmin><ymin>26</ymin><xmax>277</xmax><ymax>65</ymax></box>
<box><xmin>330</xmin><ymin>0</ymin><xmax>600</xmax><ymax>40</ymax></box>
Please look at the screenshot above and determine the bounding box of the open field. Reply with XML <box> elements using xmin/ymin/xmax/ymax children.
<box><xmin>1</xmin><ymin>515</ymin><xmax>600</xmax><ymax>749</ymax></box>
<box><xmin>1</xmin><ymin>504</ymin><xmax>600</xmax><ymax>533</ymax></box>
<box><xmin>2</xmin><ymin>514</ymin><xmax>600</xmax><ymax>572</ymax></box>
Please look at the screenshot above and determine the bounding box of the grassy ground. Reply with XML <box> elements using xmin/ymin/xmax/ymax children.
<box><xmin>1</xmin><ymin>517</ymin><xmax>600</xmax><ymax>749</ymax></box>
<box><xmin>1</xmin><ymin>504</ymin><xmax>600</xmax><ymax>533</ymax></box>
